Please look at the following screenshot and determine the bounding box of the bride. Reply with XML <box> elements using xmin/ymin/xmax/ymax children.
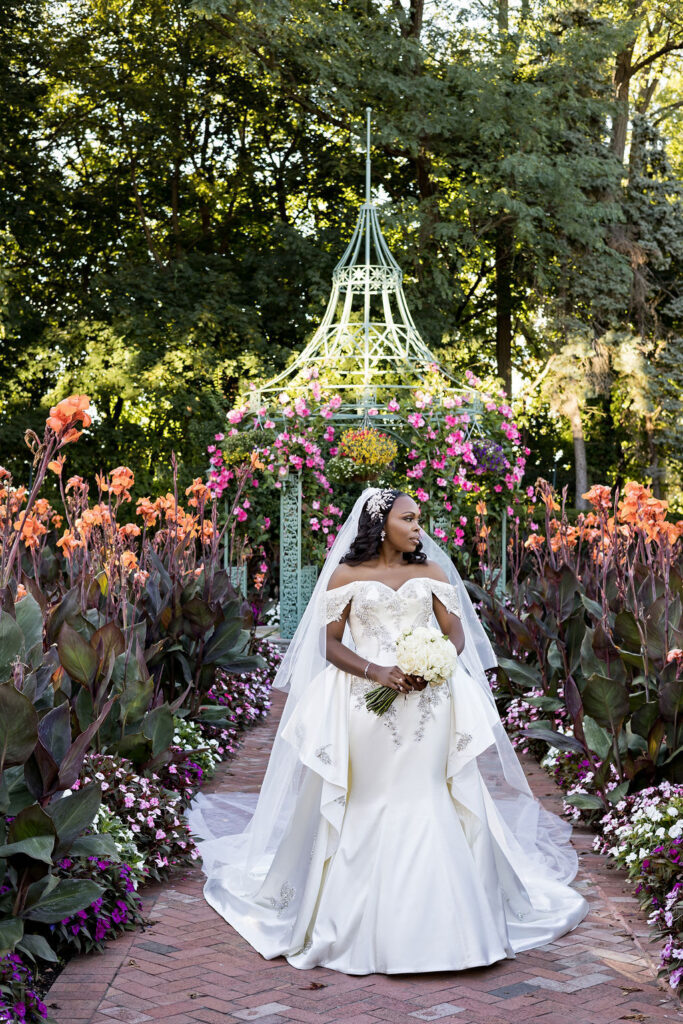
<box><xmin>187</xmin><ymin>487</ymin><xmax>589</xmax><ymax>975</ymax></box>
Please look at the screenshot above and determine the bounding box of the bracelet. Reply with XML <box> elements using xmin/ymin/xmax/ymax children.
<box><xmin>364</xmin><ymin>661</ymin><xmax>372</xmax><ymax>680</ymax></box>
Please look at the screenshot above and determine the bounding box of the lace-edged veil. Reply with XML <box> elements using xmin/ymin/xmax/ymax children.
<box><xmin>187</xmin><ymin>487</ymin><xmax>579</xmax><ymax>899</ymax></box>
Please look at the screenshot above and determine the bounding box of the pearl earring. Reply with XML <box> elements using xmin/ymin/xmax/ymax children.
<box><xmin>380</xmin><ymin>529</ymin><xmax>386</xmax><ymax>542</ymax></box>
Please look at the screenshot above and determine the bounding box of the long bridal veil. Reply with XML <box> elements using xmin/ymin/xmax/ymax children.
<box><xmin>187</xmin><ymin>487</ymin><xmax>580</xmax><ymax>932</ymax></box>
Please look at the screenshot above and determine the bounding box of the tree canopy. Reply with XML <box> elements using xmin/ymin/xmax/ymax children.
<box><xmin>1</xmin><ymin>0</ymin><xmax>682</xmax><ymax>505</ymax></box>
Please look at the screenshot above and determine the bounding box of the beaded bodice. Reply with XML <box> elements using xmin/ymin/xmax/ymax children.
<box><xmin>325</xmin><ymin>577</ymin><xmax>461</xmax><ymax>664</ymax></box>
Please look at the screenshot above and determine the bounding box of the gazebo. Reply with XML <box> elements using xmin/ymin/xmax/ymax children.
<box><xmin>245</xmin><ymin>111</ymin><xmax>493</xmax><ymax>638</ymax></box>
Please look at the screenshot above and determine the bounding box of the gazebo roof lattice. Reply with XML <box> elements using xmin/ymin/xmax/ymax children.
<box><xmin>249</xmin><ymin>109</ymin><xmax>483</xmax><ymax>436</ymax></box>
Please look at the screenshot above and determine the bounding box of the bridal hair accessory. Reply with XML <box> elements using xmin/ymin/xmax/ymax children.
<box><xmin>366</xmin><ymin>488</ymin><xmax>394</xmax><ymax>520</ymax></box>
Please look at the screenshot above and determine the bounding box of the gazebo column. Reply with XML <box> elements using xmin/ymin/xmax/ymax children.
<box><xmin>279</xmin><ymin>471</ymin><xmax>302</xmax><ymax>640</ymax></box>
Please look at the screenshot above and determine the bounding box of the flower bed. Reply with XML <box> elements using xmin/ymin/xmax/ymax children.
<box><xmin>0</xmin><ymin>396</ymin><xmax>281</xmax><ymax>1023</ymax></box>
<box><xmin>498</xmin><ymin>664</ymin><xmax>683</xmax><ymax>991</ymax></box>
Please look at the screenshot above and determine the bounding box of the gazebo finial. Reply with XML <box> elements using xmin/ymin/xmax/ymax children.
<box><xmin>365</xmin><ymin>106</ymin><xmax>372</xmax><ymax>207</ymax></box>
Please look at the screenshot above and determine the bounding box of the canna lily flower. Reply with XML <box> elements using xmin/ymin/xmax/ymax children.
<box><xmin>48</xmin><ymin>454</ymin><xmax>66</xmax><ymax>475</ymax></box>
<box><xmin>46</xmin><ymin>394</ymin><xmax>91</xmax><ymax>442</ymax></box>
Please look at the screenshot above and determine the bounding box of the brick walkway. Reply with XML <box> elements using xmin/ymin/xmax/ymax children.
<box><xmin>46</xmin><ymin>690</ymin><xmax>682</xmax><ymax>1024</ymax></box>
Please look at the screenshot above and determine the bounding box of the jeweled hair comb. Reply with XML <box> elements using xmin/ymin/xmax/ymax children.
<box><xmin>365</xmin><ymin>489</ymin><xmax>394</xmax><ymax>520</ymax></box>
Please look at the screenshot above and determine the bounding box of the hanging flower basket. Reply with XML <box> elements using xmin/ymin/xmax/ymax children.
<box><xmin>327</xmin><ymin>427</ymin><xmax>398</xmax><ymax>484</ymax></box>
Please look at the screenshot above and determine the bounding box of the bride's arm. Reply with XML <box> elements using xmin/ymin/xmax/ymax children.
<box><xmin>433</xmin><ymin>595</ymin><xmax>466</xmax><ymax>654</ymax></box>
<box><xmin>325</xmin><ymin>606</ymin><xmax>413</xmax><ymax>694</ymax></box>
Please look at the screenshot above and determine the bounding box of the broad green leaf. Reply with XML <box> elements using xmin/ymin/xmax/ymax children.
<box><xmin>15</xmin><ymin>596</ymin><xmax>43</xmax><ymax>654</ymax></box>
<box><xmin>522</xmin><ymin>724</ymin><xmax>585</xmax><ymax>754</ymax></box>
<box><xmin>90</xmin><ymin>622</ymin><xmax>125</xmax><ymax>662</ymax></box>
<box><xmin>582</xmin><ymin>675</ymin><xmax>630</xmax><ymax>733</ymax></box>
<box><xmin>0</xmin><ymin>682</ymin><xmax>38</xmax><ymax>769</ymax></box>
<box><xmin>47</xmin><ymin>782</ymin><xmax>101</xmax><ymax>851</ymax></box>
<box><xmin>69</xmin><ymin>833</ymin><xmax>120</xmax><ymax>860</ymax></box>
<box><xmin>606</xmin><ymin>781</ymin><xmax>629</xmax><ymax>805</ymax></box>
<box><xmin>0</xmin><ymin>835</ymin><xmax>55</xmax><ymax>863</ymax></box>
<box><xmin>496</xmin><ymin>657</ymin><xmax>542</xmax><ymax>690</ymax></box>
<box><xmin>0</xmin><ymin>917</ymin><xmax>23</xmax><ymax>954</ymax></box>
<box><xmin>17</xmin><ymin>932</ymin><xmax>59</xmax><ymax>963</ymax></box>
<box><xmin>38</xmin><ymin>702</ymin><xmax>71</xmax><ymax>766</ymax></box>
<box><xmin>24</xmin><ymin>879</ymin><xmax>103</xmax><ymax>923</ymax></box>
<box><xmin>0</xmin><ymin>611</ymin><xmax>24</xmax><ymax>680</ymax></box>
<box><xmin>57</xmin><ymin>622</ymin><xmax>98</xmax><ymax>687</ymax></box>
<box><xmin>582</xmin><ymin>715</ymin><xmax>612</xmax><ymax>760</ymax></box>
<box><xmin>142</xmin><ymin>704</ymin><xmax>174</xmax><ymax>756</ymax></box>
<box><xmin>564</xmin><ymin>793</ymin><xmax>604</xmax><ymax>810</ymax></box>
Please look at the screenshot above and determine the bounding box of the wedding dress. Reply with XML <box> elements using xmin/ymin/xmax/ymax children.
<box><xmin>188</xmin><ymin>504</ymin><xmax>589</xmax><ymax>974</ymax></box>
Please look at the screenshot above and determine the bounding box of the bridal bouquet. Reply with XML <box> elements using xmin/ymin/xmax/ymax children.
<box><xmin>365</xmin><ymin>626</ymin><xmax>458</xmax><ymax>716</ymax></box>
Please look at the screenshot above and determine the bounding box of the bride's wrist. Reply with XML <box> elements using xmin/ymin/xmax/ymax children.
<box><xmin>363</xmin><ymin>661</ymin><xmax>376</xmax><ymax>682</ymax></box>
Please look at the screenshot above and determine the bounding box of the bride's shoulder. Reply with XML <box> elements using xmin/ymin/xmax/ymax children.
<box><xmin>327</xmin><ymin>564</ymin><xmax>358</xmax><ymax>592</ymax></box>
<box><xmin>419</xmin><ymin>560</ymin><xmax>450</xmax><ymax>585</ymax></box>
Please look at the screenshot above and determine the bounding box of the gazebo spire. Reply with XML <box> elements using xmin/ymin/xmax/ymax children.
<box><xmin>251</xmin><ymin>110</ymin><xmax>448</xmax><ymax>414</ymax></box>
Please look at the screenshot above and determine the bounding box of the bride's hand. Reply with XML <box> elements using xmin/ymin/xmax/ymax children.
<box><xmin>370</xmin><ymin>665</ymin><xmax>413</xmax><ymax>694</ymax></box>
<box><xmin>404</xmin><ymin>673</ymin><xmax>428</xmax><ymax>692</ymax></box>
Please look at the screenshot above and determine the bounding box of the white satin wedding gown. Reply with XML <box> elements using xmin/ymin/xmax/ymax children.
<box><xmin>189</xmin><ymin>576</ymin><xmax>588</xmax><ymax>975</ymax></box>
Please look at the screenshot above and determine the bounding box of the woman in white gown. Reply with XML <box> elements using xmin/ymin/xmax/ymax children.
<box><xmin>188</xmin><ymin>488</ymin><xmax>588</xmax><ymax>975</ymax></box>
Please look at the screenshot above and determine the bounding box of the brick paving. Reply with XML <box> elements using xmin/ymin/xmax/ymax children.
<box><xmin>46</xmin><ymin>690</ymin><xmax>682</xmax><ymax>1024</ymax></box>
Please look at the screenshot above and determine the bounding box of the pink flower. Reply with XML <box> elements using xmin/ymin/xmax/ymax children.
<box><xmin>214</xmin><ymin>432</ymin><xmax>224</xmax><ymax>441</ymax></box>
<box><xmin>408</xmin><ymin>412</ymin><xmax>425</xmax><ymax>429</ymax></box>
<box><xmin>155</xmin><ymin>829</ymin><xmax>167</xmax><ymax>840</ymax></box>
<box><xmin>387</xmin><ymin>398</ymin><xmax>400</xmax><ymax>412</ymax></box>
<box><xmin>294</xmin><ymin>397</ymin><xmax>310</xmax><ymax>417</ymax></box>
<box><xmin>368</xmin><ymin>407</ymin><xmax>378</xmax><ymax>416</ymax></box>
<box><xmin>264</xmin><ymin>517</ymin><xmax>271</xmax><ymax>529</ymax></box>
<box><xmin>415</xmin><ymin>488</ymin><xmax>429</xmax><ymax>502</ymax></box>
<box><xmin>227</xmin><ymin>409</ymin><xmax>244</xmax><ymax>424</ymax></box>
<box><xmin>264</xmin><ymin>419</ymin><xmax>276</xmax><ymax>429</ymax></box>
<box><xmin>459</xmin><ymin>515</ymin><xmax>467</xmax><ymax>525</ymax></box>
<box><xmin>236</xmin><ymin>508</ymin><xmax>248</xmax><ymax>522</ymax></box>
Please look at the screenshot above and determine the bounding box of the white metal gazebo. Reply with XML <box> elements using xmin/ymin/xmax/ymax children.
<box><xmin>244</xmin><ymin>111</ymin><xmax>490</xmax><ymax>636</ymax></box>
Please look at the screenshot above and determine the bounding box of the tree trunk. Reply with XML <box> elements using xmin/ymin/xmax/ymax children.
<box><xmin>611</xmin><ymin>44</ymin><xmax>634</xmax><ymax>163</ymax></box>
<box><xmin>495</xmin><ymin>222</ymin><xmax>513</xmax><ymax>396</ymax></box>
<box><xmin>644</xmin><ymin>411</ymin><xmax>665</xmax><ymax>498</ymax></box>
<box><xmin>563</xmin><ymin>391</ymin><xmax>588</xmax><ymax>509</ymax></box>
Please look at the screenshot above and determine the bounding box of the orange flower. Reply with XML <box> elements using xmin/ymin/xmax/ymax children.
<box><xmin>200</xmin><ymin>519</ymin><xmax>214</xmax><ymax>543</ymax></box>
<box><xmin>13</xmin><ymin>515</ymin><xmax>48</xmax><ymax>549</ymax></box>
<box><xmin>582</xmin><ymin>484</ymin><xmax>612</xmax><ymax>512</ymax></box>
<box><xmin>118</xmin><ymin>522</ymin><xmax>141</xmax><ymax>539</ymax></box>
<box><xmin>65</xmin><ymin>475</ymin><xmax>87</xmax><ymax>493</ymax></box>
<box><xmin>185</xmin><ymin>478</ymin><xmax>211</xmax><ymax>508</ymax></box>
<box><xmin>46</xmin><ymin>394</ymin><xmax>91</xmax><ymax>439</ymax></box>
<box><xmin>48</xmin><ymin>455</ymin><xmax>66</xmax><ymax>475</ymax></box>
<box><xmin>524</xmin><ymin>534</ymin><xmax>545</xmax><ymax>551</ymax></box>
<box><xmin>52</xmin><ymin>514</ymin><xmax>63</xmax><ymax>529</ymax></box>
<box><xmin>33</xmin><ymin>498</ymin><xmax>52</xmax><ymax>519</ymax></box>
<box><xmin>120</xmin><ymin>550</ymin><xmax>138</xmax><ymax>572</ymax></box>
<box><xmin>250</xmin><ymin>451</ymin><xmax>265</xmax><ymax>471</ymax></box>
<box><xmin>57</xmin><ymin>528</ymin><xmax>84</xmax><ymax>559</ymax></box>
<box><xmin>110</xmin><ymin>466</ymin><xmax>134</xmax><ymax>499</ymax></box>
<box><xmin>136</xmin><ymin>496</ymin><xmax>159</xmax><ymax>527</ymax></box>
<box><xmin>15</xmin><ymin>583</ymin><xmax>27</xmax><ymax>601</ymax></box>
<box><xmin>475</xmin><ymin>500</ymin><xmax>487</xmax><ymax>516</ymax></box>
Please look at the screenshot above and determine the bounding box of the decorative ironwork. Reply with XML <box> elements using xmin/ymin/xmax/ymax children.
<box><xmin>258</xmin><ymin>110</ymin><xmax>496</xmax><ymax>635</ymax></box>
<box><xmin>298</xmin><ymin>564</ymin><xmax>319</xmax><ymax>620</ymax></box>
<box><xmin>280</xmin><ymin>473</ymin><xmax>302</xmax><ymax>639</ymax></box>
<box><xmin>249</xmin><ymin>109</ymin><xmax>484</xmax><ymax>442</ymax></box>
